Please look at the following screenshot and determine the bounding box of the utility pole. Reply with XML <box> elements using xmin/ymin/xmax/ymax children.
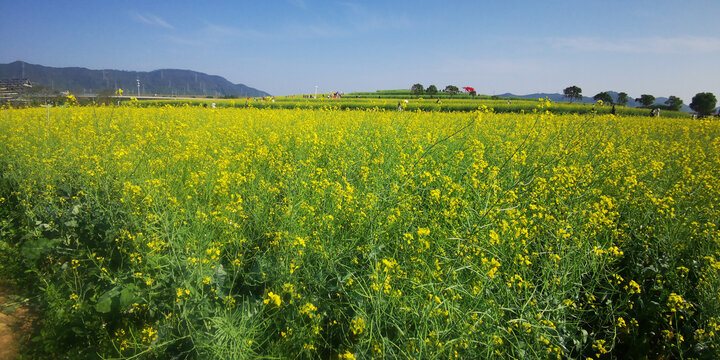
<box><xmin>137</xmin><ymin>78</ymin><xmax>140</xmax><ymax>96</ymax></box>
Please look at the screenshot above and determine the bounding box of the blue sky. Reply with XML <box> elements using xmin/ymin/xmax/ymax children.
<box><xmin>2</xmin><ymin>0</ymin><xmax>719</xmax><ymax>102</ymax></box>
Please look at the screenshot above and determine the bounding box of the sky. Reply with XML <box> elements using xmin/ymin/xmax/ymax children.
<box><xmin>1</xmin><ymin>0</ymin><xmax>719</xmax><ymax>102</ymax></box>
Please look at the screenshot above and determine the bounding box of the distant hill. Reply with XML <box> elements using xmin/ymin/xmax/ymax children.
<box><xmin>0</xmin><ymin>61</ymin><xmax>270</xmax><ymax>97</ymax></box>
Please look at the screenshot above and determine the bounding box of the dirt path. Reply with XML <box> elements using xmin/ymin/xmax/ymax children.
<box><xmin>0</xmin><ymin>282</ymin><xmax>34</xmax><ymax>360</ymax></box>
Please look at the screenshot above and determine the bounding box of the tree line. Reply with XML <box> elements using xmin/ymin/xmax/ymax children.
<box><xmin>411</xmin><ymin>84</ymin><xmax>475</xmax><ymax>98</ymax></box>
<box><xmin>407</xmin><ymin>83</ymin><xmax>717</xmax><ymax>117</ymax></box>
<box><xmin>563</xmin><ymin>85</ymin><xmax>717</xmax><ymax>116</ymax></box>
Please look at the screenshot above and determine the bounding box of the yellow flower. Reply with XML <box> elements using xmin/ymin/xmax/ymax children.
<box><xmin>264</xmin><ymin>291</ymin><xmax>281</xmax><ymax>307</ymax></box>
<box><xmin>339</xmin><ymin>351</ymin><xmax>356</xmax><ymax>359</ymax></box>
<box><xmin>617</xmin><ymin>317</ymin><xmax>627</xmax><ymax>328</ymax></box>
<box><xmin>493</xmin><ymin>335</ymin><xmax>503</xmax><ymax>346</ymax></box>
<box><xmin>351</xmin><ymin>317</ymin><xmax>366</xmax><ymax>335</ymax></box>
<box><xmin>141</xmin><ymin>326</ymin><xmax>158</xmax><ymax>343</ymax></box>
<box><xmin>299</xmin><ymin>302</ymin><xmax>317</xmax><ymax>318</ymax></box>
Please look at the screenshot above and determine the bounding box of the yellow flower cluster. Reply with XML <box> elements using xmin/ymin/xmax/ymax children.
<box><xmin>351</xmin><ymin>317</ymin><xmax>366</xmax><ymax>336</ymax></box>
<box><xmin>264</xmin><ymin>291</ymin><xmax>281</xmax><ymax>307</ymax></box>
<box><xmin>1</xmin><ymin>105</ymin><xmax>718</xmax><ymax>358</ymax></box>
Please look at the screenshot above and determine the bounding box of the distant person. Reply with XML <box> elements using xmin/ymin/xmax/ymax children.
<box><xmin>398</xmin><ymin>102</ymin><xmax>402</xmax><ymax>111</ymax></box>
<box><xmin>656</xmin><ymin>108</ymin><xmax>660</xmax><ymax>117</ymax></box>
<box><xmin>611</xmin><ymin>104</ymin><xmax>616</xmax><ymax>115</ymax></box>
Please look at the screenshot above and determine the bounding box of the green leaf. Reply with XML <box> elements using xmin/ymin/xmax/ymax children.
<box><xmin>95</xmin><ymin>294</ymin><xmax>113</xmax><ymax>313</ymax></box>
<box><xmin>119</xmin><ymin>284</ymin><xmax>137</xmax><ymax>308</ymax></box>
<box><xmin>21</xmin><ymin>237</ymin><xmax>62</xmax><ymax>263</ymax></box>
<box><xmin>95</xmin><ymin>287</ymin><xmax>119</xmax><ymax>313</ymax></box>
<box><xmin>214</xmin><ymin>264</ymin><xmax>227</xmax><ymax>297</ymax></box>
<box><xmin>214</xmin><ymin>264</ymin><xmax>227</xmax><ymax>284</ymax></box>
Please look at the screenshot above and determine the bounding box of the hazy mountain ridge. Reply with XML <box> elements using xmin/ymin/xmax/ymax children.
<box><xmin>0</xmin><ymin>61</ymin><xmax>270</xmax><ymax>97</ymax></box>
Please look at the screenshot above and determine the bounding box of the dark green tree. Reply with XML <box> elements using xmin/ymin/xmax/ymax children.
<box><xmin>469</xmin><ymin>90</ymin><xmax>477</xmax><ymax>97</ymax></box>
<box><xmin>426</xmin><ymin>85</ymin><xmax>438</xmax><ymax>96</ymax></box>
<box><xmin>689</xmin><ymin>92</ymin><xmax>717</xmax><ymax>117</ymax></box>
<box><xmin>563</xmin><ymin>86</ymin><xmax>582</xmax><ymax>103</ymax></box>
<box><xmin>444</xmin><ymin>85</ymin><xmax>459</xmax><ymax>98</ymax></box>
<box><xmin>616</xmin><ymin>92</ymin><xmax>629</xmax><ymax>106</ymax></box>
<box><xmin>635</xmin><ymin>94</ymin><xmax>655</xmax><ymax>107</ymax></box>
<box><xmin>664</xmin><ymin>96</ymin><xmax>684</xmax><ymax>111</ymax></box>
<box><xmin>411</xmin><ymin>83</ymin><xmax>424</xmax><ymax>96</ymax></box>
<box><xmin>593</xmin><ymin>92</ymin><xmax>613</xmax><ymax>104</ymax></box>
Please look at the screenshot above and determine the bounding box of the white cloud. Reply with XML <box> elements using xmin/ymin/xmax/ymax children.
<box><xmin>553</xmin><ymin>36</ymin><xmax>720</xmax><ymax>54</ymax></box>
<box><xmin>132</xmin><ymin>13</ymin><xmax>174</xmax><ymax>29</ymax></box>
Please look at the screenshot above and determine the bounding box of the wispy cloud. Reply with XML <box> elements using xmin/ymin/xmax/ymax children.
<box><xmin>202</xmin><ymin>24</ymin><xmax>269</xmax><ymax>39</ymax></box>
<box><xmin>132</xmin><ymin>13</ymin><xmax>174</xmax><ymax>29</ymax></box>
<box><xmin>166</xmin><ymin>23</ymin><xmax>270</xmax><ymax>46</ymax></box>
<box><xmin>163</xmin><ymin>2</ymin><xmax>412</xmax><ymax>48</ymax></box>
<box><xmin>439</xmin><ymin>58</ymin><xmax>544</xmax><ymax>75</ymax></box>
<box><xmin>284</xmin><ymin>23</ymin><xmax>349</xmax><ymax>39</ymax></box>
<box><xmin>339</xmin><ymin>2</ymin><xmax>410</xmax><ymax>32</ymax></box>
<box><xmin>287</xmin><ymin>0</ymin><xmax>307</xmax><ymax>9</ymax></box>
<box><xmin>552</xmin><ymin>36</ymin><xmax>720</xmax><ymax>54</ymax></box>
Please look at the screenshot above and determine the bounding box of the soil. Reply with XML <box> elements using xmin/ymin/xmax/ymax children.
<box><xmin>0</xmin><ymin>282</ymin><xmax>34</xmax><ymax>360</ymax></box>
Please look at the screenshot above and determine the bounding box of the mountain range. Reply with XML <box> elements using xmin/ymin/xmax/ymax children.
<box><xmin>0</xmin><ymin>61</ymin><xmax>270</xmax><ymax>98</ymax></box>
<box><xmin>498</xmin><ymin>91</ymin><xmax>693</xmax><ymax>112</ymax></box>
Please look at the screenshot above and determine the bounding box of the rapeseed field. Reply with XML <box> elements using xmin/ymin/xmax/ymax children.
<box><xmin>0</xmin><ymin>103</ymin><xmax>718</xmax><ymax>359</ymax></box>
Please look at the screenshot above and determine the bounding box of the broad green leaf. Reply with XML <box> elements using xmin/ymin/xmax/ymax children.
<box><xmin>120</xmin><ymin>284</ymin><xmax>137</xmax><ymax>308</ymax></box>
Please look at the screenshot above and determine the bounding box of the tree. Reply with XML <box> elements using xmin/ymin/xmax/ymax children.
<box><xmin>593</xmin><ymin>91</ymin><xmax>613</xmax><ymax>105</ymax></box>
<box><xmin>689</xmin><ymin>92</ymin><xmax>717</xmax><ymax>117</ymax></box>
<box><xmin>616</xmin><ymin>92</ymin><xmax>629</xmax><ymax>106</ymax></box>
<box><xmin>635</xmin><ymin>94</ymin><xmax>655</xmax><ymax>107</ymax></box>
<box><xmin>411</xmin><ymin>83</ymin><xmax>424</xmax><ymax>96</ymax></box>
<box><xmin>563</xmin><ymin>86</ymin><xmax>582</xmax><ymax>103</ymax></box>
<box><xmin>96</xmin><ymin>88</ymin><xmax>116</xmax><ymax>105</ymax></box>
<box><xmin>469</xmin><ymin>90</ymin><xmax>477</xmax><ymax>97</ymax></box>
<box><xmin>426</xmin><ymin>85</ymin><xmax>438</xmax><ymax>96</ymax></box>
<box><xmin>444</xmin><ymin>85</ymin><xmax>459</xmax><ymax>98</ymax></box>
<box><xmin>664</xmin><ymin>96</ymin><xmax>684</xmax><ymax>111</ymax></box>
